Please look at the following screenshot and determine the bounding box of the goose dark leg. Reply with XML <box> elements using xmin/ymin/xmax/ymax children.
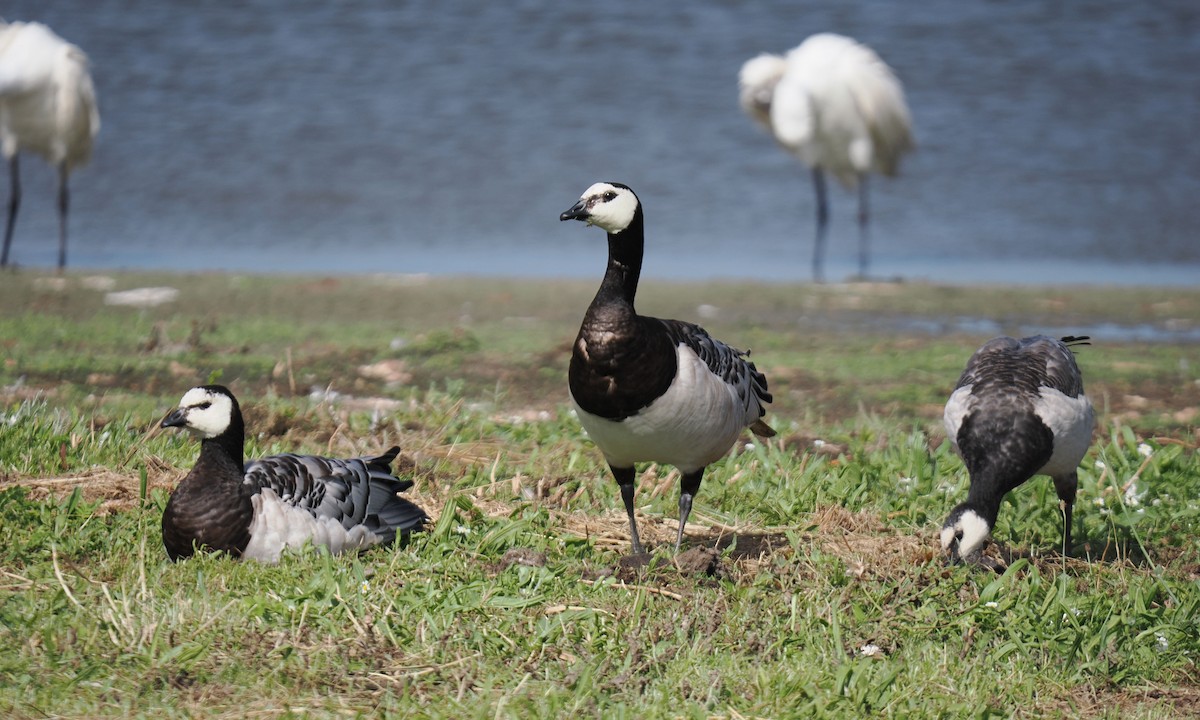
<box><xmin>56</xmin><ymin>163</ymin><xmax>69</xmax><ymax>272</ymax></box>
<box><xmin>857</xmin><ymin>174</ymin><xmax>870</xmax><ymax>278</ymax></box>
<box><xmin>811</xmin><ymin>167</ymin><xmax>828</xmax><ymax>283</ymax></box>
<box><xmin>675</xmin><ymin>469</ymin><xmax>704</xmax><ymax>552</ymax></box>
<box><xmin>1053</xmin><ymin>471</ymin><xmax>1078</xmax><ymax>556</ymax></box>
<box><xmin>611</xmin><ymin>465</ymin><xmax>643</xmax><ymax>554</ymax></box>
<box><xmin>1</xmin><ymin>155</ymin><xmax>20</xmax><ymax>269</ymax></box>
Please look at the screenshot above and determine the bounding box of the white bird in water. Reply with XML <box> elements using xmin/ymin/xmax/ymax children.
<box><xmin>0</xmin><ymin>20</ymin><xmax>99</xmax><ymax>271</ymax></box>
<box><xmin>739</xmin><ymin>33</ymin><xmax>914</xmax><ymax>282</ymax></box>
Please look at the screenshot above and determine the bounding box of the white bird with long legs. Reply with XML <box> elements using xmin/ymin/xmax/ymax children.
<box><xmin>0</xmin><ymin>20</ymin><xmax>99</xmax><ymax>270</ymax></box>
<box><xmin>739</xmin><ymin>33</ymin><xmax>913</xmax><ymax>282</ymax></box>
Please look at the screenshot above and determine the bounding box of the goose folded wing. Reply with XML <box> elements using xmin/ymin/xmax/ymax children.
<box><xmin>658</xmin><ymin>319</ymin><xmax>773</xmax><ymax>419</ymax></box>
<box><xmin>243</xmin><ymin>449</ymin><xmax>408</xmax><ymax>528</ymax></box>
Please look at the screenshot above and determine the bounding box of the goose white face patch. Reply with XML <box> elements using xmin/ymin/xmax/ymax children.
<box><xmin>177</xmin><ymin>387</ymin><xmax>234</xmax><ymax>439</ymax></box>
<box><xmin>943</xmin><ymin>509</ymin><xmax>990</xmax><ymax>560</ymax></box>
<box><xmin>577</xmin><ymin>182</ymin><xmax>639</xmax><ymax>234</ymax></box>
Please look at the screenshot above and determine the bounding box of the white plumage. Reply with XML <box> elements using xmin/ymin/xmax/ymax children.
<box><xmin>739</xmin><ymin>33</ymin><xmax>913</xmax><ymax>281</ymax></box>
<box><xmin>571</xmin><ymin>344</ymin><xmax>755</xmax><ymax>472</ymax></box>
<box><xmin>0</xmin><ymin>20</ymin><xmax>99</xmax><ymax>270</ymax></box>
<box><xmin>242</xmin><ymin>488</ymin><xmax>384</xmax><ymax>563</ymax></box>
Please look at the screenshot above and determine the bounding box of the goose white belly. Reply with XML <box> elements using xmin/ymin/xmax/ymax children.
<box><xmin>571</xmin><ymin>344</ymin><xmax>748</xmax><ymax>472</ymax></box>
<box><xmin>242</xmin><ymin>488</ymin><xmax>382</xmax><ymax>563</ymax></box>
<box><xmin>1033</xmin><ymin>386</ymin><xmax>1094</xmax><ymax>477</ymax></box>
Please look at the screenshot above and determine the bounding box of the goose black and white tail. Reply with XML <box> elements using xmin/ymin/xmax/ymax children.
<box><xmin>560</xmin><ymin>181</ymin><xmax>774</xmax><ymax>554</ymax></box>
<box><xmin>941</xmin><ymin>335</ymin><xmax>1094</xmax><ymax>565</ymax></box>
<box><xmin>160</xmin><ymin>385</ymin><xmax>428</xmax><ymax>562</ymax></box>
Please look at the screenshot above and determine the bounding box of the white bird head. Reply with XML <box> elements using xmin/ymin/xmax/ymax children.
<box><xmin>162</xmin><ymin>385</ymin><xmax>238</xmax><ymax>439</ymax></box>
<box><xmin>737</xmin><ymin>53</ymin><xmax>786</xmax><ymax>129</ymax></box>
<box><xmin>559</xmin><ymin>182</ymin><xmax>641</xmax><ymax>234</ymax></box>
<box><xmin>941</xmin><ymin>506</ymin><xmax>992</xmax><ymax>564</ymax></box>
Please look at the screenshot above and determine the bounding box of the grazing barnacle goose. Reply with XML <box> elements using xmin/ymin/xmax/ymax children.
<box><xmin>941</xmin><ymin>335</ymin><xmax>1095</xmax><ymax>566</ymax></box>
<box><xmin>160</xmin><ymin>385</ymin><xmax>428</xmax><ymax>562</ymax></box>
<box><xmin>559</xmin><ymin>181</ymin><xmax>775</xmax><ymax>554</ymax></box>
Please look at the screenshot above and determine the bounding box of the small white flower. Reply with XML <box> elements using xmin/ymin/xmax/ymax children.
<box><xmin>859</xmin><ymin>644</ymin><xmax>883</xmax><ymax>657</ymax></box>
<box><xmin>743</xmin><ymin>442</ymin><xmax>755</xmax><ymax>451</ymax></box>
<box><xmin>360</xmin><ymin>580</ymin><xmax>371</xmax><ymax>593</ymax></box>
<box><xmin>898</xmin><ymin>476</ymin><xmax>916</xmax><ymax>494</ymax></box>
<box><xmin>1124</xmin><ymin>482</ymin><xmax>1144</xmax><ymax>507</ymax></box>
<box><xmin>984</xmin><ymin>601</ymin><xmax>999</xmax><ymax>609</ymax></box>
<box><xmin>454</xmin><ymin>524</ymin><xmax>472</xmax><ymax>536</ymax></box>
<box><xmin>1093</xmin><ymin>496</ymin><xmax>1106</xmax><ymax>507</ymax></box>
<box><xmin>1138</xmin><ymin>443</ymin><xmax>1153</xmax><ymax>458</ymax></box>
<box><xmin>812</xmin><ymin>439</ymin><xmax>826</xmax><ymax>448</ymax></box>
<box><xmin>1094</xmin><ymin>460</ymin><xmax>1107</xmax><ymax>470</ymax></box>
<box><xmin>1156</xmin><ymin>634</ymin><xmax>1169</xmax><ymax>652</ymax></box>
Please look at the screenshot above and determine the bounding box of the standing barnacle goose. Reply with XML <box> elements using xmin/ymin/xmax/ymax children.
<box><xmin>941</xmin><ymin>336</ymin><xmax>1095</xmax><ymax>566</ymax></box>
<box><xmin>160</xmin><ymin>385</ymin><xmax>428</xmax><ymax>562</ymax></box>
<box><xmin>559</xmin><ymin>182</ymin><xmax>774</xmax><ymax>554</ymax></box>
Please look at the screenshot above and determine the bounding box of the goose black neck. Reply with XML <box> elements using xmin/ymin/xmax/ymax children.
<box><xmin>594</xmin><ymin>209</ymin><xmax>645</xmax><ymax>309</ymax></box>
<box><xmin>200</xmin><ymin>413</ymin><xmax>246</xmax><ymax>472</ymax></box>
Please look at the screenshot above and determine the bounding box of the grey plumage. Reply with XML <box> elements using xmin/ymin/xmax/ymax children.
<box><xmin>941</xmin><ymin>335</ymin><xmax>1094</xmax><ymax>565</ymax></box>
<box><xmin>244</xmin><ymin>449</ymin><xmax>426</xmax><ymax>546</ymax></box>
<box><xmin>161</xmin><ymin>385</ymin><xmax>427</xmax><ymax>562</ymax></box>
<box><xmin>659</xmin><ymin>318</ymin><xmax>773</xmax><ymax>428</ymax></box>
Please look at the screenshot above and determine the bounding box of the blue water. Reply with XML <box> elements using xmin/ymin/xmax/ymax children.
<box><xmin>3</xmin><ymin>0</ymin><xmax>1198</xmax><ymax>285</ymax></box>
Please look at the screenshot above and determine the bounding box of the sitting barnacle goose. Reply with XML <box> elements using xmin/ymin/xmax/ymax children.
<box><xmin>941</xmin><ymin>335</ymin><xmax>1095</xmax><ymax>566</ymax></box>
<box><xmin>559</xmin><ymin>181</ymin><xmax>774</xmax><ymax>554</ymax></box>
<box><xmin>160</xmin><ymin>385</ymin><xmax>428</xmax><ymax>562</ymax></box>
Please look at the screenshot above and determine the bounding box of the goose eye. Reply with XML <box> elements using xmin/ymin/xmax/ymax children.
<box><xmin>196</xmin><ymin>402</ymin><xmax>212</xmax><ymax>410</ymax></box>
<box><xmin>602</xmin><ymin>191</ymin><xmax>617</xmax><ymax>201</ymax></box>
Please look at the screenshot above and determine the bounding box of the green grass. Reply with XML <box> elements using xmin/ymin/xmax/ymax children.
<box><xmin>1</xmin><ymin>271</ymin><xmax>1198</xmax><ymax>718</ymax></box>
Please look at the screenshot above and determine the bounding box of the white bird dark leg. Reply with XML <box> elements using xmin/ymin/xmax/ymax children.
<box><xmin>675</xmin><ymin>470</ymin><xmax>704</xmax><ymax>551</ymax></box>
<box><xmin>1053</xmin><ymin>471</ymin><xmax>1078</xmax><ymax>556</ymax></box>
<box><xmin>56</xmin><ymin>162</ymin><xmax>69</xmax><ymax>271</ymax></box>
<box><xmin>1</xmin><ymin>155</ymin><xmax>20</xmax><ymax>268</ymax></box>
<box><xmin>857</xmin><ymin>174</ymin><xmax>870</xmax><ymax>278</ymax></box>
<box><xmin>811</xmin><ymin>167</ymin><xmax>829</xmax><ymax>282</ymax></box>
<box><xmin>611</xmin><ymin>464</ymin><xmax>643</xmax><ymax>554</ymax></box>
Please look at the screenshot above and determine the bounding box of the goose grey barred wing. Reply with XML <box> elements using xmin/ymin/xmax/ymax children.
<box><xmin>953</xmin><ymin>336</ymin><xmax>1021</xmax><ymax>391</ymax></box>
<box><xmin>1037</xmin><ymin>335</ymin><xmax>1088</xmax><ymax>398</ymax></box>
<box><xmin>243</xmin><ymin>447</ymin><xmax>426</xmax><ymax>537</ymax></box>
<box><xmin>658</xmin><ymin>318</ymin><xmax>773</xmax><ymax>421</ymax></box>
<box><xmin>954</xmin><ymin>335</ymin><xmax>1087</xmax><ymax>399</ymax></box>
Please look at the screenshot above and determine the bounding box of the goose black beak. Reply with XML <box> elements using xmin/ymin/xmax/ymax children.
<box><xmin>559</xmin><ymin>199</ymin><xmax>589</xmax><ymax>222</ymax></box>
<box><xmin>161</xmin><ymin>408</ymin><xmax>188</xmax><ymax>429</ymax></box>
<box><xmin>943</xmin><ymin>537</ymin><xmax>962</xmax><ymax>567</ymax></box>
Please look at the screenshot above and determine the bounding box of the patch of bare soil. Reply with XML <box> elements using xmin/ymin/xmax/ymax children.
<box><xmin>1054</xmin><ymin>682</ymin><xmax>1200</xmax><ymax>719</ymax></box>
